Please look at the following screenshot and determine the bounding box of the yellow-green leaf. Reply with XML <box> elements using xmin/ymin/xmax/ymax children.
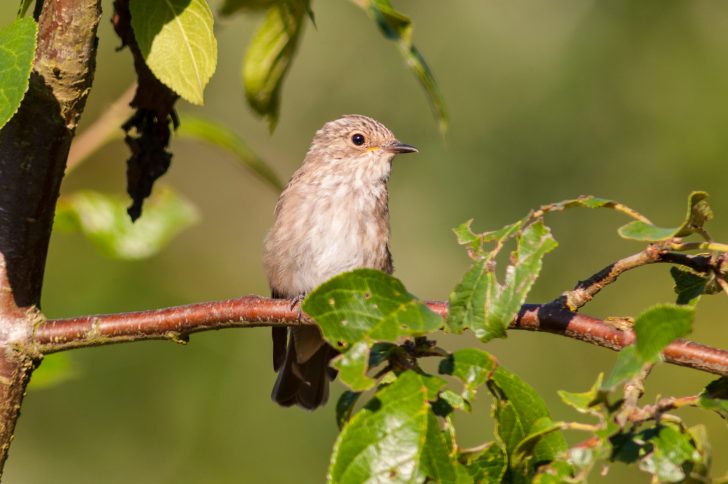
<box><xmin>177</xmin><ymin>114</ymin><xmax>283</xmax><ymax>191</ymax></box>
<box><xmin>353</xmin><ymin>0</ymin><xmax>448</xmax><ymax>134</ymax></box>
<box><xmin>130</xmin><ymin>0</ymin><xmax>217</xmax><ymax>105</ymax></box>
<box><xmin>243</xmin><ymin>0</ymin><xmax>308</xmax><ymax>130</ymax></box>
<box><xmin>55</xmin><ymin>187</ymin><xmax>199</xmax><ymax>260</ymax></box>
<box><xmin>0</xmin><ymin>17</ymin><xmax>37</xmax><ymax>129</ymax></box>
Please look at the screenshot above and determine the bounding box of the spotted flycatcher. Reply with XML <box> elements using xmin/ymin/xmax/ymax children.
<box><xmin>263</xmin><ymin>114</ymin><xmax>417</xmax><ymax>409</ymax></box>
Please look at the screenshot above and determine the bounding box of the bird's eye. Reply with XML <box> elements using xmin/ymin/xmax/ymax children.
<box><xmin>351</xmin><ymin>133</ymin><xmax>366</xmax><ymax>146</ymax></box>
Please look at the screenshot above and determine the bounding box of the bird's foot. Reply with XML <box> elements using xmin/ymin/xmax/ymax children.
<box><xmin>290</xmin><ymin>293</ymin><xmax>306</xmax><ymax>321</ymax></box>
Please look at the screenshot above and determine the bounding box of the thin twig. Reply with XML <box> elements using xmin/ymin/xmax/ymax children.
<box><xmin>615</xmin><ymin>364</ymin><xmax>653</xmax><ymax>427</ymax></box>
<box><xmin>626</xmin><ymin>395</ymin><xmax>700</xmax><ymax>424</ymax></box>
<box><xmin>564</xmin><ymin>247</ymin><xmax>714</xmax><ymax>310</ymax></box>
<box><xmin>28</xmin><ymin>297</ymin><xmax>728</xmax><ymax>377</ymax></box>
<box><xmin>66</xmin><ymin>83</ymin><xmax>135</xmax><ymax>172</ymax></box>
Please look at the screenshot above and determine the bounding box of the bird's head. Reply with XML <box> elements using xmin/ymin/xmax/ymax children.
<box><xmin>303</xmin><ymin>114</ymin><xmax>417</xmax><ymax>182</ymax></box>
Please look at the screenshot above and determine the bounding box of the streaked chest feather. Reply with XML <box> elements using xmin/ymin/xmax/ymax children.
<box><xmin>264</xmin><ymin>180</ymin><xmax>391</xmax><ymax>295</ymax></box>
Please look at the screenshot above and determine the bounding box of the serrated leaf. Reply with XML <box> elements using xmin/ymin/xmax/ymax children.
<box><xmin>55</xmin><ymin>187</ymin><xmax>199</xmax><ymax>260</ymax></box>
<box><xmin>698</xmin><ymin>376</ymin><xmax>728</xmax><ymax>420</ymax></box>
<box><xmin>438</xmin><ymin>348</ymin><xmax>496</xmax><ymax>402</ymax></box>
<box><xmin>529</xmin><ymin>195</ymin><xmax>651</xmax><ymax>223</ymax></box>
<box><xmin>303</xmin><ymin>269</ymin><xmax>442</xmax><ymax>349</ymax></box>
<box><xmin>448</xmin><ymin>220</ymin><xmax>557</xmax><ymax>342</ymax></box>
<box><xmin>354</xmin><ymin>0</ymin><xmax>447</xmax><ymax>134</ymax></box>
<box><xmin>452</xmin><ymin>219</ymin><xmax>480</xmax><ymax>254</ymax></box>
<box><xmin>634</xmin><ymin>304</ymin><xmax>693</xmax><ymax>361</ymax></box>
<box><xmin>490</xmin><ymin>367</ymin><xmax>567</xmax><ymax>467</ymax></box>
<box><xmin>460</xmin><ymin>443</ymin><xmax>507</xmax><ymax>483</ymax></box>
<box><xmin>618</xmin><ymin>191</ymin><xmax>712</xmax><ymax>242</ymax></box>
<box><xmin>336</xmin><ymin>390</ymin><xmax>362</xmax><ymax>430</ymax></box>
<box><xmin>602</xmin><ymin>305</ymin><xmax>693</xmax><ymax>391</ymax></box>
<box><xmin>28</xmin><ymin>353</ymin><xmax>76</xmax><ymax>390</ymax></box>
<box><xmin>638</xmin><ymin>423</ymin><xmax>701</xmax><ymax>483</ymax></box>
<box><xmin>670</xmin><ymin>266</ymin><xmax>708</xmax><ymax>306</ymax></box>
<box><xmin>177</xmin><ymin>114</ymin><xmax>283</xmax><ymax>191</ymax></box>
<box><xmin>446</xmin><ymin>259</ymin><xmax>489</xmax><ymax>335</ymax></box>
<box><xmin>333</xmin><ymin>341</ymin><xmax>376</xmax><ymax>391</ymax></box>
<box><xmin>328</xmin><ymin>371</ymin><xmax>431</xmax><ymax>483</ymax></box>
<box><xmin>437</xmin><ymin>390</ymin><xmax>468</xmax><ymax>413</ymax></box>
<box><xmin>130</xmin><ymin>0</ymin><xmax>217</xmax><ymax>105</ymax></box>
<box><xmin>421</xmin><ymin>411</ymin><xmax>473</xmax><ymax>484</ymax></box>
<box><xmin>243</xmin><ymin>0</ymin><xmax>308</xmax><ymax>130</ymax></box>
<box><xmin>558</xmin><ymin>373</ymin><xmax>604</xmax><ymax>413</ymax></box>
<box><xmin>0</xmin><ymin>17</ymin><xmax>37</xmax><ymax>130</ymax></box>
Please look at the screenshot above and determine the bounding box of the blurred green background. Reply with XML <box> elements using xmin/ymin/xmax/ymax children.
<box><xmin>3</xmin><ymin>0</ymin><xmax>728</xmax><ymax>482</ymax></box>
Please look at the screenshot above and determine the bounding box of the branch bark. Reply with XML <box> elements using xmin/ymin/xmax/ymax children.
<box><xmin>31</xmin><ymin>297</ymin><xmax>728</xmax><ymax>377</ymax></box>
<box><xmin>0</xmin><ymin>0</ymin><xmax>101</xmax><ymax>473</ymax></box>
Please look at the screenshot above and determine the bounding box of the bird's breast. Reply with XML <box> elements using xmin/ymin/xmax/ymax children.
<box><xmin>264</xmin><ymin>182</ymin><xmax>391</xmax><ymax>296</ymax></box>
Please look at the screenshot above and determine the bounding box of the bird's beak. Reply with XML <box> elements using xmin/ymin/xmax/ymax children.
<box><xmin>384</xmin><ymin>141</ymin><xmax>418</xmax><ymax>154</ymax></box>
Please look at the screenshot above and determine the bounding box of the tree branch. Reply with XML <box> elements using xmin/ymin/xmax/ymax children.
<box><xmin>0</xmin><ymin>0</ymin><xmax>102</xmax><ymax>473</ymax></box>
<box><xmin>564</xmin><ymin>246</ymin><xmax>714</xmax><ymax>310</ymax></box>
<box><xmin>31</xmin><ymin>298</ymin><xmax>728</xmax><ymax>377</ymax></box>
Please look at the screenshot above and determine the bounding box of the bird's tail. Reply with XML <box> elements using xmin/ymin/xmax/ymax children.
<box><xmin>271</xmin><ymin>326</ymin><xmax>336</xmax><ymax>410</ymax></box>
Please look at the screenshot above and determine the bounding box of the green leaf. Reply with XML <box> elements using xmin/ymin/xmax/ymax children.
<box><xmin>618</xmin><ymin>191</ymin><xmax>712</xmax><ymax>242</ymax></box>
<box><xmin>243</xmin><ymin>0</ymin><xmax>308</xmax><ymax>130</ymax></box>
<box><xmin>698</xmin><ymin>376</ymin><xmax>728</xmax><ymax>420</ymax></box>
<box><xmin>219</xmin><ymin>0</ymin><xmax>276</xmax><ymax>16</ymax></box>
<box><xmin>670</xmin><ymin>267</ymin><xmax>710</xmax><ymax>306</ymax></box>
<box><xmin>452</xmin><ymin>219</ymin><xmax>523</xmax><ymax>260</ymax></box>
<box><xmin>601</xmin><ymin>346</ymin><xmax>645</xmax><ymax>392</ymax></box>
<box><xmin>634</xmin><ymin>304</ymin><xmax>693</xmax><ymax>361</ymax></box>
<box><xmin>55</xmin><ymin>187</ymin><xmax>199</xmax><ymax>260</ymax></box>
<box><xmin>303</xmin><ymin>269</ymin><xmax>442</xmax><ymax>349</ymax></box>
<box><xmin>328</xmin><ymin>371</ymin><xmax>431</xmax><ymax>483</ymax></box>
<box><xmin>333</xmin><ymin>341</ymin><xmax>376</xmax><ymax>391</ymax></box>
<box><xmin>438</xmin><ymin>348</ymin><xmax>496</xmax><ymax>402</ymax></box>
<box><xmin>452</xmin><ymin>219</ymin><xmax>481</xmax><ymax>255</ymax></box>
<box><xmin>685</xmin><ymin>425</ymin><xmax>712</xmax><ymax>479</ymax></box>
<box><xmin>557</xmin><ymin>373</ymin><xmax>603</xmax><ymax>414</ymax></box>
<box><xmin>354</xmin><ymin>0</ymin><xmax>448</xmax><ymax>134</ymax></box>
<box><xmin>0</xmin><ymin>17</ymin><xmax>37</xmax><ymax>130</ymax></box>
<box><xmin>617</xmin><ymin>222</ymin><xmax>676</xmax><ymax>241</ymax></box>
<box><xmin>28</xmin><ymin>353</ymin><xmax>76</xmax><ymax>390</ymax></box>
<box><xmin>529</xmin><ymin>195</ymin><xmax>651</xmax><ymax>224</ymax></box>
<box><xmin>336</xmin><ymin>390</ymin><xmax>362</xmax><ymax>430</ymax></box>
<box><xmin>533</xmin><ymin>459</ymin><xmax>574</xmax><ymax>484</ymax></box>
<box><xmin>602</xmin><ymin>304</ymin><xmax>693</xmax><ymax>391</ymax></box>
<box><xmin>130</xmin><ymin>0</ymin><xmax>217</xmax><ymax>105</ymax></box>
<box><xmin>421</xmin><ymin>411</ymin><xmax>473</xmax><ymax>484</ymax></box>
<box><xmin>638</xmin><ymin>423</ymin><xmax>701</xmax><ymax>483</ymax></box>
<box><xmin>460</xmin><ymin>443</ymin><xmax>507</xmax><ymax>483</ymax></box>
<box><xmin>512</xmin><ymin>416</ymin><xmax>563</xmax><ymax>466</ymax></box>
<box><xmin>446</xmin><ymin>259</ymin><xmax>489</xmax><ymax>335</ymax></box>
<box><xmin>17</xmin><ymin>0</ymin><xmax>35</xmax><ymax>17</ymax></box>
<box><xmin>448</xmin><ymin>220</ymin><xmax>557</xmax><ymax>342</ymax></box>
<box><xmin>489</xmin><ymin>367</ymin><xmax>567</xmax><ymax>467</ymax></box>
<box><xmin>437</xmin><ymin>390</ymin><xmax>468</xmax><ymax>413</ymax></box>
<box><xmin>177</xmin><ymin>114</ymin><xmax>283</xmax><ymax>191</ymax></box>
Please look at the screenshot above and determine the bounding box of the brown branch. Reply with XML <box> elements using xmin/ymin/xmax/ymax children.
<box><xmin>0</xmin><ymin>0</ymin><xmax>102</xmax><ymax>473</ymax></box>
<box><xmin>564</xmin><ymin>246</ymin><xmax>714</xmax><ymax>310</ymax></box>
<box><xmin>30</xmin><ymin>298</ymin><xmax>728</xmax><ymax>377</ymax></box>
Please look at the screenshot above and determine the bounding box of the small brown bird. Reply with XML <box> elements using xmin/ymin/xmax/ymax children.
<box><xmin>263</xmin><ymin>114</ymin><xmax>417</xmax><ymax>409</ymax></box>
